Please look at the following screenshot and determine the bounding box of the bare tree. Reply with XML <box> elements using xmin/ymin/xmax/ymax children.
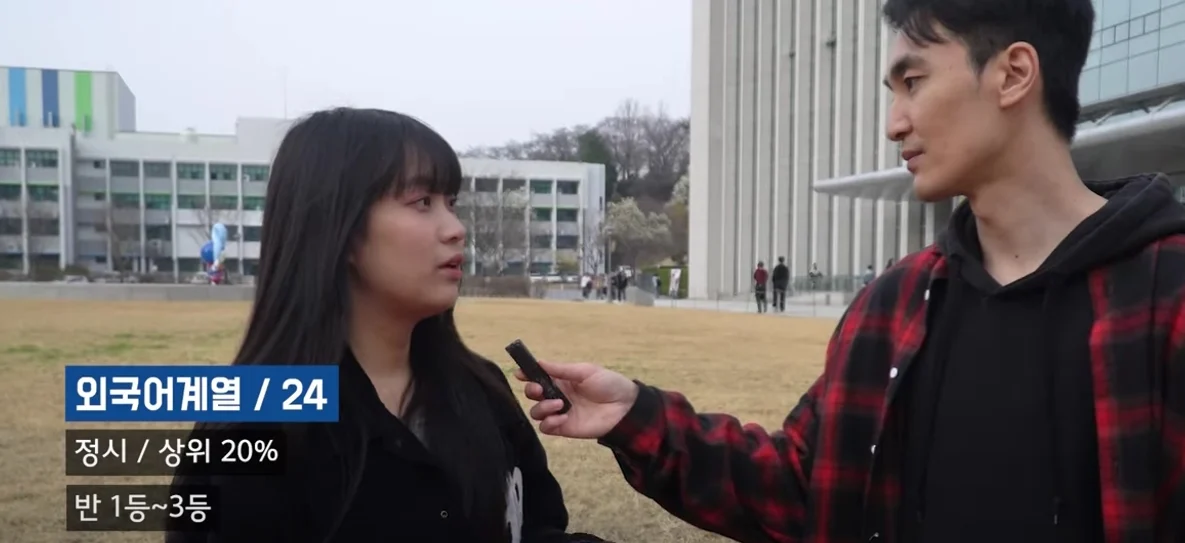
<box><xmin>0</xmin><ymin>196</ymin><xmax>27</xmax><ymax>277</ymax></box>
<box><xmin>461</xmin><ymin>97</ymin><xmax>691</xmax><ymax>210</ymax></box>
<box><xmin>99</xmin><ymin>198</ymin><xmax>142</xmax><ymax>273</ymax></box>
<box><xmin>640</xmin><ymin>106</ymin><xmax>691</xmax><ymax>200</ymax></box>
<box><xmin>186</xmin><ymin>206</ymin><xmax>240</xmax><ymax>247</ymax></box>
<box><xmin>598</xmin><ymin>100</ymin><xmax>648</xmax><ymax>190</ymax></box>
<box><xmin>460</xmin><ymin>187</ymin><xmax>529</xmax><ymax>275</ymax></box>
<box><xmin>461</xmin><ymin>126</ymin><xmax>591</xmax><ymax>161</ymax></box>
<box><xmin>0</xmin><ymin>195</ymin><xmax>24</xmax><ymax>253</ymax></box>
<box><xmin>581</xmin><ymin>208</ymin><xmax>606</xmax><ymax>275</ymax></box>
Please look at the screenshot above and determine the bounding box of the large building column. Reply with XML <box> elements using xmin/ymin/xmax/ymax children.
<box><xmin>689</xmin><ymin>0</ymin><xmax>915</xmax><ymax>298</ymax></box>
<box><xmin>688</xmin><ymin>0</ymin><xmax>724</xmax><ymax>299</ymax></box>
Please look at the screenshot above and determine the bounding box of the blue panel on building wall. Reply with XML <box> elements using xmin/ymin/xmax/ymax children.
<box><xmin>41</xmin><ymin>69</ymin><xmax>59</xmax><ymax>127</ymax></box>
<box><xmin>7</xmin><ymin>68</ymin><xmax>27</xmax><ymax>127</ymax></box>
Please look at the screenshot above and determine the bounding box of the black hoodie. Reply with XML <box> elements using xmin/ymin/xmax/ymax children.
<box><xmin>898</xmin><ymin>174</ymin><xmax>1185</xmax><ymax>543</ymax></box>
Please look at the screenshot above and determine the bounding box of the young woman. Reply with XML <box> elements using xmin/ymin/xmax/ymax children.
<box><xmin>168</xmin><ymin>108</ymin><xmax>606</xmax><ymax>543</ymax></box>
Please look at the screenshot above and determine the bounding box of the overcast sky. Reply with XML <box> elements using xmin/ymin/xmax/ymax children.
<box><xmin>2</xmin><ymin>0</ymin><xmax>691</xmax><ymax>149</ymax></box>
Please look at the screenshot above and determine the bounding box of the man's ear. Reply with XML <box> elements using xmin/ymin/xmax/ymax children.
<box><xmin>996</xmin><ymin>42</ymin><xmax>1040</xmax><ymax>110</ymax></box>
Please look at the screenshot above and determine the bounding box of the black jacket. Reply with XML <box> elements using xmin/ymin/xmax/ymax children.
<box><xmin>167</xmin><ymin>356</ymin><xmax>605</xmax><ymax>543</ymax></box>
<box><xmin>771</xmin><ymin>264</ymin><xmax>789</xmax><ymax>287</ymax></box>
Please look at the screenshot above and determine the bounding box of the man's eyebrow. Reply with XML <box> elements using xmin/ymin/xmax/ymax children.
<box><xmin>882</xmin><ymin>53</ymin><xmax>925</xmax><ymax>89</ymax></box>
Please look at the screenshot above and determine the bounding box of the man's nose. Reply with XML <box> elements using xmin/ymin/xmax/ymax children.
<box><xmin>886</xmin><ymin>101</ymin><xmax>910</xmax><ymax>142</ymax></box>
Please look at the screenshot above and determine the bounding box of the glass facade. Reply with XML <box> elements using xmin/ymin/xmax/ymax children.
<box><xmin>1081</xmin><ymin>0</ymin><xmax>1185</xmax><ymax>105</ymax></box>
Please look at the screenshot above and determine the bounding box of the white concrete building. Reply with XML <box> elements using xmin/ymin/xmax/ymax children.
<box><xmin>0</xmin><ymin>65</ymin><xmax>606</xmax><ymax>280</ymax></box>
<box><xmin>688</xmin><ymin>0</ymin><xmax>1185</xmax><ymax>300</ymax></box>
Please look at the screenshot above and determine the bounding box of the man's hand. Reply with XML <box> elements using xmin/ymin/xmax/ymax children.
<box><xmin>514</xmin><ymin>361</ymin><xmax>639</xmax><ymax>439</ymax></box>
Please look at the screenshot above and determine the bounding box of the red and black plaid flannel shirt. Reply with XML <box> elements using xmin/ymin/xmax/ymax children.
<box><xmin>598</xmin><ymin>240</ymin><xmax>1185</xmax><ymax>543</ymax></box>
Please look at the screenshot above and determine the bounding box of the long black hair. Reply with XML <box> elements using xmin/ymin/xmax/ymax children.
<box><xmin>236</xmin><ymin>108</ymin><xmax>518</xmax><ymax>540</ymax></box>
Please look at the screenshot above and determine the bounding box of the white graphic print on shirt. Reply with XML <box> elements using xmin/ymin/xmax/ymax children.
<box><xmin>505</xmin><ymin>466</ymin><xmax>524</xmax><ymax>543</ymax></box>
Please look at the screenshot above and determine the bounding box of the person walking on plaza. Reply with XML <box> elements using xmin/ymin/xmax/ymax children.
<box><xmin>752</xmin><ymin>261</ymin><xmax>769</xmax><ymax>314</ymax></box>
<box><xmin>771</xmin><ymin>256</ymin><xmax>789</xmax><ymax>312</ymax></box>
<box><xmin>514</xmin><ymin>1</ymin><xmax>1185</xmax><ymax>542</ymax></box>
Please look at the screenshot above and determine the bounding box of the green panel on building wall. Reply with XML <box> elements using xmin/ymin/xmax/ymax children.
<box><xmin>74</xmin><ymin>71</ymin><xmax>93</xmax><ymax>132</ymax></box>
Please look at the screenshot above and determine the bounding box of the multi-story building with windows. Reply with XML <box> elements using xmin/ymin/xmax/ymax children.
<box><xmin>0</xmin><ymin>65</ymin><xmax>606</xmax><ymax>280</ymax></box>
<box><xmin>688</xmin><ymin>0</ymin><xmax>1185</xmax><ymax>299</ymax></box>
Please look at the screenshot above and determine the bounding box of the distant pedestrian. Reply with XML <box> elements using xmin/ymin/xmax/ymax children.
<box><xmin>771</xmin><ymin>256</ymin><xmax>789</xmax><ymax>312</ymax></box>
<box><xmin>752</xmin><ymin>261</ymin><xmax>769</xmax><ymax>314</ymax></box>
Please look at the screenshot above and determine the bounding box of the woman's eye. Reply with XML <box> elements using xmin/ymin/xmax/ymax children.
<box><xmin>447</xmin><ymin>196</ymin><xmax>458</xmax><ymax>209</ymax></box>
<box><xmin>412</xmin><ymin>196</ymin><xmax>432</xmax><ymax>209</ymax></box>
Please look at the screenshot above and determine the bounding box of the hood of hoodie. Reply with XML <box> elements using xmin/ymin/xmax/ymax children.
<box><xmin>937</xmin><ymin>173</ymin><xmax>1185</xmax><ymax>291</ymax></box>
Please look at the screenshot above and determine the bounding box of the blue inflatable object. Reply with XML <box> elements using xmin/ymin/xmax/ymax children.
<box><xmin>211</xmin><ymin>223</ymin><xmax>227</xmax><ymax>262</ymax></box>
<box><xmin>200</xmin><ymin>240</ymin><xmax>215</xmax><ymax>265</ymax></box>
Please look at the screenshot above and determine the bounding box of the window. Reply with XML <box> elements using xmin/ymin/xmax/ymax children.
<box><xmin>503</xmin><ymin>178</ymin><xmax>526</xmax><ymax>192</ymax></box>
<box><xmin>112</xmin><ymin>192</ymin><xmax>140</xmax><ymax>208</ymax></box>
<box><xmin>210</xmin><ymin>195</ymin><xmax>239</xmax><ymax>210</ymax></box>
<box><xmin>532</xmin><ymin>207</ymin><xmax>553</xmax><ymax>222</ymax></box>
<box><xmin>475</xmin><ymin>178</ymin><xmax>499</xmax><ymax>192</ymax></box>
<box><xmin>0</xmin><ymin>184</ymin><xmax>19</xmax><ymax>200</ymax></box>
<box><xmin>531</xmin><ymin>235</ymin><xmax>552</xmax><ymax>249</ymax></box>
<box><xmin>557</xmin><ymin>180</ymin><xmax>579</xmax><ymax>195</ymax></box>
<box><xmin>113</xmin><ymin>223</ymin><xmax>139</xmax><ymax>240</ymax></box>
<box><xmin>144</xmin><ymin>162</ymin><xmax>171</xmax><ymax>178</ymax></box>
<box><xmin>0</xmin><ymin>219</ymin><xmax>20</xmax><ymax>234</ymax></box>
<box><xmin>529</xmin><ymin>262</ymin><xmax>552</xmax><ymax>275</ymax></box>
<box><xmin>145</xmin><ymin>225</ymin><xmax>172</xmax><ymax>241</ymax></box>
<box><xmin>29</xmin><ymin>218</ymin><xmax>60</xmax><ymax>236</ymax></box>
<box><xmin>89</xmin><ymin>192</ymin><xmax>106</xmax><ymax>202</ymax></box>
<box><xmin>26</xmin><ymin>150</ymin><xmax>58</xmax><ymax>168</ymax></box>
<box><xmin>530</xmin><ymin>180</ymin><xmax>552</xmax><ymax>194</ymax></box>
<box><xmin>28</xmin><ymin>186</ymin><xmax>59</xmax><ymax>202</ymax></box>
<box><xmin>178</xmin><ymin>258</ymin><xmax>202</xmax><ymax>273</ymax></box>
<box><xmin>556</xmin><ymin>235</ymin><xmax>579</xmax><ymax>249</ymax></box>
<box><xmin>0</xmin><ymin>149</ymin><xmax>19</xmax><ymax>167</ymax></box>
<box><xmin>144</xmin><ymin>194</ymin><xmax>171</xmax><ymax>210</ymax></box>
<box><xmin>178</xmin><ymin>194</ymin><xmax>206</xmax><ymax>209</ymax></box>
<box><xmin>241</xmin><ymin>165</ymin><xmax>270</xmax><ymax>182</ymax></box>
<box><xmin>110</xmin><ymin>160</ymin><xmax>139</xmax><ymax>177</ymax></box>
<box><xmin>177</xmin><ymin>163</ymin><xmax>205</xmax><ymax>180</ymax></box>
<box><xmin>555</xmin><ymin>208</ymin><xmax>579</xmax><ymax>222</ymax></box>
<box><xmin>210</xmin><ymin>164</ymin><xmax>238</xmax><ymax>181</ymax></box>
<box><xmin>243</xmin><ymin>226</ymin><xmax>262</xmax><ymax>242</ymax></box>
<box><xmin>243</xmin><ymin>196</ymin><xmax>265</xmax><ymax>211</ymax></box>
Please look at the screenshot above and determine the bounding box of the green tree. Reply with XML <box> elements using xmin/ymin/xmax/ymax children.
<box><xmin>576</xmin><ymin>129</ymin><xmax>620</xmax><ymax>202</ymax></box>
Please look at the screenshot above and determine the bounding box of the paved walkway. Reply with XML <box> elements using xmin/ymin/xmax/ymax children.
<box><xmin>648</xmin><ymin>297</ymin><xmax>847</xmax><ymax>319</ymax></box>
<box><xmin>543</xmin><ymin>287</ymin><xmax>849</xmax><ymax>319</ymax></box>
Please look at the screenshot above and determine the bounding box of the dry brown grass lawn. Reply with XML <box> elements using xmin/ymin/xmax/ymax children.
<box><xmin>0</xmin><ymin>298</ymin><xmax>836</xmax><ymax>543</ymax></box>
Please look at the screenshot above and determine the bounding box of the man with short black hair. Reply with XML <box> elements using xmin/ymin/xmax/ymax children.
<box><xmin>771</xmin><ymin>257</ymin><xmax>789</xmax><ymax>312</ymax></box>
<box><xmin>518</xmin><ymin>2</ymin><xmax>1185</xmax><ymax>542</ymax></box>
